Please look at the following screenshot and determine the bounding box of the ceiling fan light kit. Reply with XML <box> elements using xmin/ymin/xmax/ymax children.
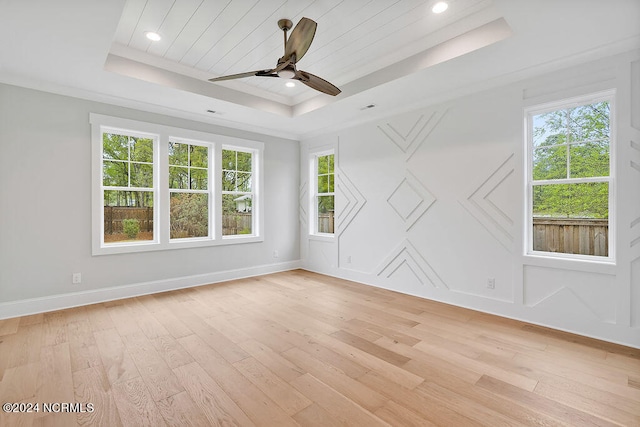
<box><xmin>208</xmin><ymin>17</ymin><xmax>341</xmax><ymax>96</ymax></box>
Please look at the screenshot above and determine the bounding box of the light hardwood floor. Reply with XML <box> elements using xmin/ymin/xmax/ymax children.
<box><xmin>0</xmin><ymin>269</ymin><xmax>639</xmax><ymax>426</ymax></box>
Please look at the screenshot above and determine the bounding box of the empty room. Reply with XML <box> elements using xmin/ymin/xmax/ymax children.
<box><xmin>1</xmin><ymin>0</ymin><xmax>639</xmax><ymax>425</ymax></box>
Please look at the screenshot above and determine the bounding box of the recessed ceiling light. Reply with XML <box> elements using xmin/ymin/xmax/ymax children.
<box><xmin>145</xmin><ymin>31</ymin><xmax>162</xmax><ymax>42</ymax></box>
<box><xmin>432</xmin><ymin>1</ymin><xmax>448</xmax><ymax>13</ymax></box>
<box><xmin>285</xmin><ymin>82</ymin><xmax>296</xmax><ymax>88</ymax></box>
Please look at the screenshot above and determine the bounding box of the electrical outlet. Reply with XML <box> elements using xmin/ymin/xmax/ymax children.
<box><xmin>72</xmin><ymin>273</ymin><xmax>82</xmax><ymax>284</ymax></box>
<box><xmin>347</xmin><ymin>255</ymin><xmax>352</xmax><ymax>263</ymax></box>
<box><xmin>487</xmin><ymin>278</ymin><xmax>495</xmax><ymax>289</ymax></box>
<box><xmin>273</xmin><ymin>250</ymin><xmax>279</xmax><ymax>258</ymax></box>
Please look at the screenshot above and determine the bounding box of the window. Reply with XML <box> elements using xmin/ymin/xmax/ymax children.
<box><xmin>311</xmin><ymin>151</ymin><xmax>335</xmax><ymax>235</ymax></box>
<box><xmin>525</xmin><ymin>91</ymin><xmax>614</xmax><ymax>260</ymax></box>
<box><xmin>102</xmin><ymin>130</ymin><xmax>157</xmax><ymax>245</ymax></box>
<box><xmin>169</xmin><ymin>141</ymin><xmax>211</xmax><ymax>239</ymax></box>
<box><xmin>222</xmin><ymin>148</ymin><xmax>255</xmax><ymax>236</ymax></box>
<box><xmin>91</xmin><ymin>114</ymin><xmax>263</xmax><ymax>255</ymax></box>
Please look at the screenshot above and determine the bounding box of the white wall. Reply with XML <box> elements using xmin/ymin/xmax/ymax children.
<box><xmin>0</xmin><ymin>84</ymin><xmax>300</xmax><ymax>316</ymax></box>
<box><xmin>300</xmin><ymin>50</ymin><xmax>640</xmax><ymax>348</ymax></box>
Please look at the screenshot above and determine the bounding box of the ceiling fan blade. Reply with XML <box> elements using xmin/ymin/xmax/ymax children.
<box><xmin>295</xmin><ymin>70</ymin><xmax>341</xmax><ymax>96</ymax></box>
<box><xmin>284</xmin><ymin>17</ymin><xmax>317</xmax><ymax>63</ymax></box>
<box><xmin>208</xmin><ymin>69</ymin><xmax>275</xmax><ymax>82</ymax></box>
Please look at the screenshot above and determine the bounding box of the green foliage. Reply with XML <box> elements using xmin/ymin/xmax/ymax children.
<box><xmin>103</xmin><ymin>133</ymin><xmax>154</xmax><ymax>191</ymax></box>
<box><xmin>533</xmin><ymin>183</ymin><xmax>608</xmax><ymax>219</ymax></box>
<box><xmin>122</xmin><ymin>218</ymin><xmax>140</xmax><ymax>239</ymax></box>
<box><xmin>170</xmin><ymin>193</ymin><xmax>208</xmax><ymax>239</ymax></box>
<box><xmin>317</xmin><ymin>154</ymin><xmax>334</xmax><ymax>194</ymax></box>
<box><xmin>169</xmin><ymin>143</ymin><xmax>209</xmax><ymax>190</ymax></box>
<box><xmin>104</xmin><ymin>190</ymin><xmax>153</xmax><ymax>208</ymax></box>
<box><xmin>531</xmin><ymin>101</ymin><xmax>609</xmax><ymax>218</ymax></box>
<box><xmin>318</xmin><ymin>195</ymin><xmax>334</xmax><ymax>214</ymax></box>
<box><xmin>222</xmin><ymin>149</ymin><xmax>252</xmax><ymax>192</ymax></box>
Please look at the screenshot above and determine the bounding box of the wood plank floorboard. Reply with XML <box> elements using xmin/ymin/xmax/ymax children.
<box><xmin>0</xmin><ymin>269</ymin><xmax>638</xmax><ymax>426</ymax></box>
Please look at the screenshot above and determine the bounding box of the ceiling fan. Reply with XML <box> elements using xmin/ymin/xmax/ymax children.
<box><xmin>208</xmin><ymin>17</ymin><xmax>341</xmax><ymax>96</ymax></box>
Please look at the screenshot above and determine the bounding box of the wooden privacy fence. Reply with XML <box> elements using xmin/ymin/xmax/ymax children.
<box><xmin>105</xmin><ymin>208</ymin><xmax>252</xmax><ymax>235</ymax></box>
<box><xmin>104</xmin><ymin>206</ymin><xmax>153</xmax><ymax>234</ymax></box>
<box><xmin>533</xmin><ymin>217</ymin><xmax>608</xmax><ymax>256</ymax></box>
<box><xmin>223</xmin><ymin>213</ymin><xmax>252</xmax><ymax>235</ymax></box>
<box><xmin>318</xmin><ymin>211</ymin><xmax>334</xmax><ymax>234</ymax></box>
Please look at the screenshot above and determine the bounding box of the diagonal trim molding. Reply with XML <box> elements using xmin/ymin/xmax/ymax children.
<box><xmin>524</xmin><ymin>284</ymin><xmax>614</xmax><ymax>324</ymax></box>
<box><xmin>299</xmin><ymin>181</ymin><xmax>308</xmax><ymax>227</ymax></box>
<box><xmin>387</xmin><ymin>170</ymin><xmax>437</xmax><ymax>231</ymax></box>
<box><xmin>377</xmin><ymin>109</ymin><xmax>447</xmax><ymax>161</ymax></box>
<box><xmin>336</xmin><ymin>166</ymin><xmax>367</xmax><ymax>237</ymax></box>
<box><xmin>461</xmin><ymin>153</ymin><xmax>515</xmax><ymax>251</ymax></box>
<box><xmin>376</xmin><ymin>239</ymin><xmax>447</xmax><ymax>289</ymax></box>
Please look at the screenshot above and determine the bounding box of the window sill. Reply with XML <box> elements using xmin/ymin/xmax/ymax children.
<box><xmin>523</xmin><ymin>252</ymin><xmax>616</xmax><ymax>274</ymax></box>
<box><xmin>93</xmin><ymin>235</ymin><xmax>264</xmax><ymax>256</ymax></box>
<box><xmin>308</xmin><ymin>233</ymin><xmax>335</xmax><ymax>243</ymax></box>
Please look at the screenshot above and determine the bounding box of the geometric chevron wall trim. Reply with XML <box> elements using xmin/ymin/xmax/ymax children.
<box><xmin>377</xmin><ymin>109</ymin><xmax>447</xmax><ymax>161</ymax></box>
<box><xmin>387</xmin><ymin>170</ymin><xmax>437</xmax><ymax>231</ymax></box>
<box><xmin>460</xmin><ymin>153</ymin><xmax>515</xmax><ymax>251</ymax></box>
<box><xmin>299</xmin><ymin>181</ymin><xmax>308</xmax><ymax>227</ymax></box>
<box><xmin>523</xmin><ymin>265</ymin><xmax>616</xmax><ymax>324</ymax></box>
<box><xmin>336</xmin><ymin>166</ymin><xmax>367</xmax><ymax>237</ymax></box>
<box><xmin>376</xmin><ymin>239</ymin><xmax>448</xmax><ymax>289</ymax></box>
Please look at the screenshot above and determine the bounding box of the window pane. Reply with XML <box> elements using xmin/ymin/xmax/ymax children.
<box><xmin>568</xmin><ymin>101</ymin><xmax>610</xmax><ymax>142</ymax></box>
<box><xmin>318</xmin><ymin>155</ymin><xmax>328</xmax><ymax>174</ymax></box>
<box><xmin>317</xmin><ymin>195</ymin><xmax>334</xmax><ymax>234</ymax></box>
<box><xmin>103</xmin><ymin>133</ymin><xmax>129</xmax><ymax>160</ymax></box>
<box><xmin>103</xmin><ymin>160</ymin><xmax>128</xmax><ymax>186</ymax></box>
<box><xmin>169</xmin><ymin>142</ymin><xmax>188</xmax><ymax>166</ymax></box>
<box><xmin>130</xmin><ymin>163</ymin><xmax>153</xmax><ymax>188</ymax></box>
<box><xmin>569</xmin><ymin>141</ymin><xmax>609</xmax><ymax>178</ymax></box>
<box><xmin>318</xmin><ymin>175</ymin><xmax>328</xmax><ymax>193</ymax></box>
<box><xmin>237</xmin><ymin>151</ymin><xmax>252</xmax><ymax>172</ymax></box>
<box><xmin>328</xmin><ymin>154</ymin><xmax>334</xmax><ymax>173</ymax></box>
<box><xmin>328</xmin><ymin>174</ymin><xmax>334</xmax><ymax>193</ymax></box>
<box><xmin>222</xmin><ymin>149</ymin><xmax>236</xmax><ymax>170</ymax></box>
<box><xmin>131</xmin><ymin>137</ymin><xmax>153</xmax><ymax>162</ymax></box>
<box><xmin>532</xmin><ymin>183</ymin><xmax>608</xmax><ymax>256</ymax></box>
<box><xmin>222</xmin><ymin>194</ymin><xmax>252</xmax><ymax>236</ymax></box>
<box><xmin>222</xmin><ymin>170</ymin><xmax>235</xmax><ymax>191</ymax></box>
<box><xmin>190</xmin><ymin>168</ymin><xmax>208</xmax><ymax>190</ymax></box>
<box><xmin>236</xmin><ymin>172</ymin><xmax>251</xmax><ymax>192</ymax></box>
<box><xmin>532</xmin><ymin>146</ymin><xmax>567</xmax><ymax>180</ymax></box>
<box><xmin>532</xmin><ymin>111</ymin><xmax>567</xmax><ymax>148</ymax></box>
<box><xmin>169</xmin><ymin>166</ymin><xmax>189</xmax><ymax>189</ymax></box>
<box><xmin>532</xmin><ymin>183</ymin><xmax>608</xmax><ymax>219</ymax></box>
<box><xmin>190</xmin><ymin>145</ymin><xmax>208</xmax><ymax>168</ymax></box>
<box><xmin>170</xmin><ymin>193</ymin><xmax>208</xmax><ymax>239</ymax></box>
<box><xmin>103</xmin><ymin>190</ymin><xmax>154</xmax><ymax>243</ymax></box>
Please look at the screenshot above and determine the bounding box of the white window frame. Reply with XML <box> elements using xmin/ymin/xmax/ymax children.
<box><xmin>221</xmin><ymin>145</ymin><xmax>259</xmax><ymax>239</ymax></box>
<box><xmin>309</xmin><ymin>149</ymin><xmax>336</xmax><ymax>238</ymax></box>
<box><xmin>168</xmin><ymin>138</ymin><xmax>213</xmax><ymax>242</ymax></box>
<box><xmin>524</xmin><ymin>90</ymin><xmax>616</xmax><ymax>264</ymax></box>
<box><xmin>91</xmin><ymin>114</ymin><xmax>264</xmax><ymax>255</ymax></box>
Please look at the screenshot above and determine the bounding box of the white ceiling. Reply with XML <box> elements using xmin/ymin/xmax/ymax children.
<box><xmin>0</xmin><ymin>0</ymin><xmax>639</xmax><ymax>140</ymax></box>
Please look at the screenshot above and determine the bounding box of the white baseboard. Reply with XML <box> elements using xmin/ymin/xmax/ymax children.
<box><xmin>0</xmin><ymin>260</ymin><xmax>302</xmax><ymax>320</ymax></box>
<box><xmin>299</xmin><ymin>266</ymin><xmax>640</xmax><ymax>350</ymax></box>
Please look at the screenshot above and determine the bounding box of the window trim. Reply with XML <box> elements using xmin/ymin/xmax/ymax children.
<box><xmin>523</xmin><ymin>90</ymin><xmax>616</xmax><ymax>264</ymax></box>
<box><xmin>91</xmin><ymin>113</ymin><xmax>264</xmax><ymax>256</ymax></box>
<box><xmin>168</xmin><ymin>138</ymin><xmax>213</xmax><ymax>242</ymax></box>
<box><xmin>221</xmin><ymin>145</ymin><xmax>259</xmax><ymax>239</ymax></box>
<box><xmin>309</xmin><ymin>148</ymin><xmax>336</xmax><ymax>238</ymax></box>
